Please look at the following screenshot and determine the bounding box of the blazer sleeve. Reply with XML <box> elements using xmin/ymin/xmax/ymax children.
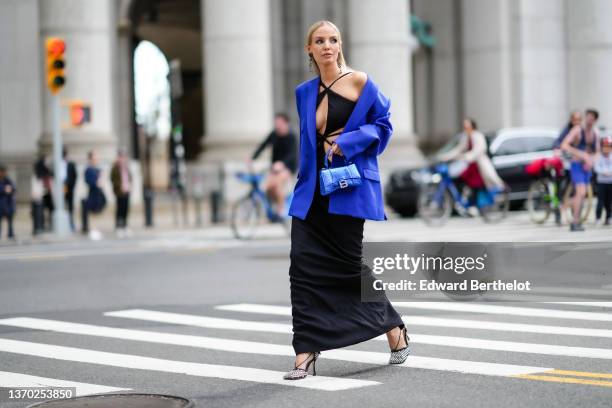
<box><xmin>334</xmin><ymin>90</ymin><xmax>393</xmax><ymax>161</ymax></box>
<box><xmin>295</xmin><ymin>85</ymin><xmax>304</xmax><ymax>121</ymax></box>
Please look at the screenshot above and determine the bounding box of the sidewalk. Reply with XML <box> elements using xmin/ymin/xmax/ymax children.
<box><xmin>1</xmin><ymin>192</ymin><xmax>227</xmax><ymax>246</ymax></box>
<box><xmin>3</xmin><ymin>198</ymin><xmax>609</xmax><ymax>247</ymax></box>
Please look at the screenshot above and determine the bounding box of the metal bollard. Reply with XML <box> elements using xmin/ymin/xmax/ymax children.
<box><xmin>80</xmin><ymin>198</ymin><xmax>89</xmax><ymax>233</ymax></box>
<box><xmin>144</xmin><ymin>188</ymin><xmax>154</xmax><ymax>227</ymax></box>
<box><xmin>31</xmin><ymin>201</ymin><xmax>44</xmax><ymax>235</ymax></box>
<box><xmin>210</xmin><ymin>190</ymin><xmax>222</xmax><ymax>224</ymax></box>
<box><xmin>194</xmin><ymin>196</ymin><xmax>203</xmax><ymax>227</ymax></box>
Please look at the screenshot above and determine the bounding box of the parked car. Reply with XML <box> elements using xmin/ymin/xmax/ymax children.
<box><xmin>489</xmin><ymin>128</ymin><xmax>559</xmax><ymax>201</ymax></box>
<box><xmin>385</xmin><ymin>127</ymin><xmax>559</xmax><ymax>217</ymax></box>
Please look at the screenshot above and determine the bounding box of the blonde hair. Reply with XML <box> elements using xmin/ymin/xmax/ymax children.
<box><xmin>305</xmin><ymin>20</ymin><xmax>347</xmax><ymax>75</ymax></box>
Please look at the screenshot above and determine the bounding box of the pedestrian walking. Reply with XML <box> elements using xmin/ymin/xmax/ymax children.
<box><xmin>61</xmin><ymin>147</ymin><xmax>78</xmax><ymax>231</ymax></box>
<box><xmin>110</xmin><ymin>148</ymin><xmax>132</xmax><ymax>237</ymax></box>
<box><xmin>0</xmin><ymin>164</ymin><xmax>16</xmax><ymax>240</ymax></box>
<box><xmin>594</xmin><ymin>135</ymin><xmax>612</xmax><ymax>225</ymax></box>
<box><xmin>34</xmin><ymin>154</ymin><xmax>54</xmax><ymax>230</ymax></box>
<box><xmin>84</xmin><ymin>151</ymin><xmax>106</xmax><ymax>240</ymax></box>
<box><xmin>561</xmin><ymin>109</ymin><xmax>599</xmax><ymax>231</ymax></box>
<box><xmin>283</xmin><ymin>20</ymin><xmax>409</xmax><ymax>381</ymax></box>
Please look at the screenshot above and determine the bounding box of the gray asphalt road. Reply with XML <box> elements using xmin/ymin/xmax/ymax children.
<box><xmin>0</xmin><ymin>223</ymin><xmax>611</xmax><ymax>408</ymax></box>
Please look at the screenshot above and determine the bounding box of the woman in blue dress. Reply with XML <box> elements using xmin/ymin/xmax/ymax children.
<box><xmin>84</xmin><ymin>150</ymin><xmax>106</xmax><ymax>239</ymax></box>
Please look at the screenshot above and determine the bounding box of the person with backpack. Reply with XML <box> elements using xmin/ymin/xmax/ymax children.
<box><xmin>561</xmin><ymin>109</ymin><xmax>600</xmax><ymax>231</ymax></box>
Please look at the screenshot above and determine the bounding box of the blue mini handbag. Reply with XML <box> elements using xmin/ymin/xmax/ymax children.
<box><xmin>319</xmin><ymin>147</ymin><xmax>362</xmax><ymax>196</ymax></box>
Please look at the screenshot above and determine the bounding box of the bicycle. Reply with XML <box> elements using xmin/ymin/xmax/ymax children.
<box><xmin>230</xmin><ymin>171</ymin><xmax>293</xmax><ymax>240</ymax></box>
<box><xmin>417</xmin><ymin>163</ymin><xmax>509</xmax><ymax>226</ymax></box>
<box><xmin>526</xmin><ymin>157</ymin><xmax>593</xmax><ymax>224</ymax></box>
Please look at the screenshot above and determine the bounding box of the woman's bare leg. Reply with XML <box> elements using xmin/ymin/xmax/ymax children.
<box><xmin>385</xmin><ymin>326</ymin><xmax>407</xmax><ymax>350</ymax></box>
<box><xmin>294</xmin><ymin>352</ymin><xmax>315</xmax><ymax>369</ymax></box>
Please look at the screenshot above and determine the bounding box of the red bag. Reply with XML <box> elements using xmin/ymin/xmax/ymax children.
<box><xmin>525</xmin><ymin>157</ymin><xmax>563</xmax><ymax>177</ymax></box>
<box><xmin>460</xmin><ymin>163</ymin><xmax>485</xmax><ymax>189</ymax></box>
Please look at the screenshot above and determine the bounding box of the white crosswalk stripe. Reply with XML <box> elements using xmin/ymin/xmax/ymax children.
<box><xmin>0</xmin><ymin>371</ymin><xmax>128</xmax><ymax>395</ymax></box>
<box><xmin>215</xmin><ymin>302</ymin><xmax>612</xmax><ymax>322</ymax></box>
<box><xmin>543</xmin><ymin>302</ymin><xmax>612</xmax><ymax>307</ymax></box>
<box><xmin>392</xmin><ymin>302</ymin><xmax>612</xmax><ymax>321</ymax></box>
<box><xmin>106</xmin><ymin>309</ymin><xmax>292</xmax><ymax>333</ymax></box>
<box><xmin>216</xmin><ymin>303</ymin><xmax>291</xmax><ymax>316</ymax></box>
<box><xmin>0</xmin><ymin>339</ymin><xmax>378</xmax><ymax>391</ymax></box>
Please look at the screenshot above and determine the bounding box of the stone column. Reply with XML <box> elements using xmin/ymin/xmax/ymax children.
<box><xmin>0</xmin><ymin>0</ymin><xmax>42</xmax><ymax>201</ymax></box>
<box><xmin>346</xmin><ymin>0</ymin><xmax>421</xmax><ymax>169</ymax></box>
<box><xmin>511</xmin><ymin>1</ymin><xmax>567</xmax><ymax>126</ymax></box>
<box><xmin>461</xmin><ymin>0</ymin><xmax>567</xmax><ymax>130</ymax></box>
<box><xmin>412</xmin><ymin>0</ymin><xmax>463</xmax><ymax>144</ymax></box>
<box><xmin>39</xmin><ymin>0</ymin><xmax>118</xmax><ymax>162</ymax></box>
<box><xmin>460</xmin><ymin>0</ymin><xmax>514</xmax><ymax>131</ymax></box>
<box><xmin>567</xmin><ymin>0</ymin><xmax>612</xmax><ymax>124</ymax></box>
<box><xmin>200</xmin><ymin>0</ymin><xmax>273</xmax><ymax>162</ymax></box>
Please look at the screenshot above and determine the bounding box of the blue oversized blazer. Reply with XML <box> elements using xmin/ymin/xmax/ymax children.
<box><xmin>288</xmin><ymin>75</ymin><xmax>392</xmax><ymax>221</ymax></box>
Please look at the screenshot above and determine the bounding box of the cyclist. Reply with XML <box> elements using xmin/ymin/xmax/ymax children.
<box><xmin>248</xmin><ymin>113</ymin><xmax>298</xmax><ymax>217</ymax></box>
<box><xmin>436</xmin><ymin>118</ymin><xmax>506</xmax><ymax>206</ymax></box>
<box><xmin>561</xmin><ymin>109</ymin><xmax>600</xmax><ymax>231</ymax></box>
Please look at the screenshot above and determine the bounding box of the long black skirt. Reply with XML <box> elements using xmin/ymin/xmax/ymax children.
<box><xmin>289</xmin><ymin>186</ymin><xmax>404</xmax><ymax>354</ymax></box>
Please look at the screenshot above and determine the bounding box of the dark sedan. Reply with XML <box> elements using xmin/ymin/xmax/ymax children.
<box><xmin>385</xmin><ymin>127</ymin><xmax>559</xmax><ymax>217</ymax></box>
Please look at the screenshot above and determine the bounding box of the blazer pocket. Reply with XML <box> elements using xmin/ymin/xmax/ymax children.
<box><xmin>362</xmin><ymin>168</ymin><xmax>380</xmax><ymax>182</ymax></box>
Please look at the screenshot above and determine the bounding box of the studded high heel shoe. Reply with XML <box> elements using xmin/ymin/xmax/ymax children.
<box><xmin>283</xmin><ymin>352</ymin><xmax>320</xmax><ymax>380</ymax></box>
<box><xmin>389</xmin><ymin>326</ymin><xmax>410</xmax><ymax>364</ymax></box>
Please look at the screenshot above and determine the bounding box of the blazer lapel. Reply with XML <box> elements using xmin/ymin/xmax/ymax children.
<box><xmin>342</xmin><ymin>77</ymin><xmax>376</xmax><ymax>132</ymax></box>
<box><xmin>305</xmin><ymin>78</ymin><xmax>318</xmax><ymax>153</ymax></box>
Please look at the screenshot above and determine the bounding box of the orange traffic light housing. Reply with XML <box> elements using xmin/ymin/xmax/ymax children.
<box><xmin>46</xmin><ymin>37</ymin><xmax>66</xmax><ymax>94</ymax></box>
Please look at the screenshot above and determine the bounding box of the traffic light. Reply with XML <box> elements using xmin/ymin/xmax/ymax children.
<box><xmin>69</xmin><ymin>101</ymin><xmax>91</xmax><ymax>126</ymax></box>
<box><xmin>46</xmin><ymin>37</ymin><xmax>66</xmax><ymax>94</ymax></box>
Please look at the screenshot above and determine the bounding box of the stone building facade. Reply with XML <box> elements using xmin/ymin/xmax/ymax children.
<box><xmin>1</xmin><ymin>0</ymin><xmax>610</xmax><ymax>203</ymax></box>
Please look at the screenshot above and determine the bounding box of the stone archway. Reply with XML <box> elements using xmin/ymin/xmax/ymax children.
<box><xmin>120</xmin><ymin>0</ymin><xmax>204</xmax><ymax>161</ymax></box>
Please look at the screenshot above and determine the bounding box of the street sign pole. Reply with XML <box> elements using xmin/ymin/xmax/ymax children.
<box><xmin>51</xmin><ymin>93</ymin><xmax>71</xmax><ymax>236</ymax></box>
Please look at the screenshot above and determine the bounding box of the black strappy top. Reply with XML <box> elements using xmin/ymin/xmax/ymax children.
<box><xmin>316</xmin><ymin>72</ymin><xmax>357</xmax><ymax>151</ymax></box>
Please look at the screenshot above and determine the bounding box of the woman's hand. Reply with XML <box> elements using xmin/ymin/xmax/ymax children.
<box><xmin>326</xmin><ymin>142</ymin><xmax>344</xmax><ymax>164</ymax></box>
<box><xmin>330</xmin><ymin>142</ymin><xmax>343</xmax><ymax>156</ymax></box>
